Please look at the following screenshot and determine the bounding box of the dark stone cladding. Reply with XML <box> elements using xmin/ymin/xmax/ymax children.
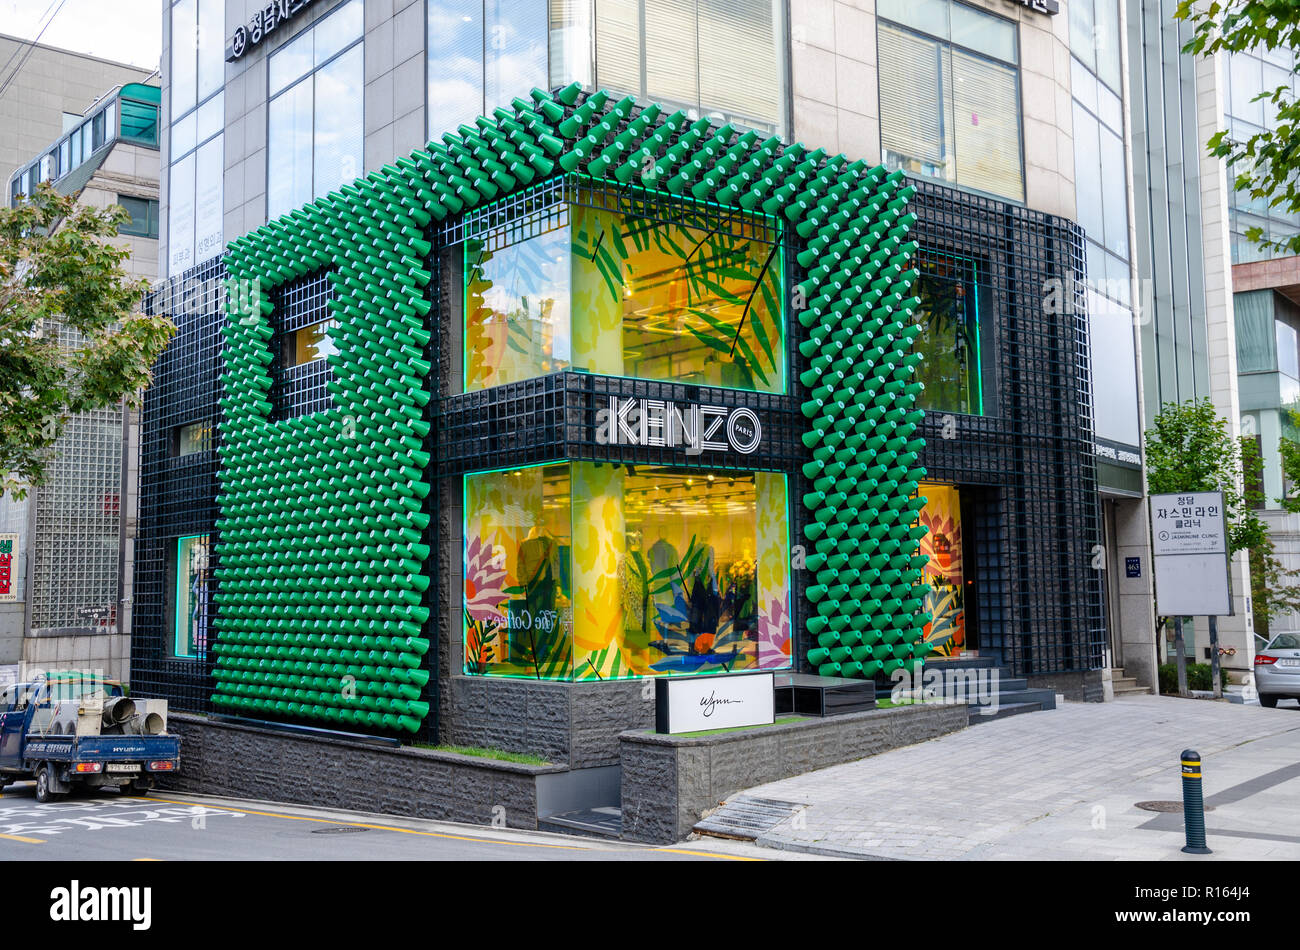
<box><xmin>1026</xmin><ymin>669</ymin><xmax>1107</xmax><ymax>703</ymax></box>
<box><xmin>619</xmin><ymin>702</ymin><xmax>969</xmax><ymax>844</ymax></box>
<box><xmin>444</xmin><ymin>675</ymin><xmax>654</xmax><ymax>768</ymax></box>
<box><xmin>157</xmin><ymin>713</ymin><xmax>562</xmax><ymax>829</ymax></box>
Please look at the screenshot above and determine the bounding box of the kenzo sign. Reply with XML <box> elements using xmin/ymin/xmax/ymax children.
<box><xmin>595</xmin><ymin>397</ymin><xmax>762</xmax><ymax>455</ymax></box>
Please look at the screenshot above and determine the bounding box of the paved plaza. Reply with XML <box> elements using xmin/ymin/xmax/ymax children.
<box><xmin>731</xmin><ymin>695</ymin><xmax>1300</xmax><ymax>860</ymax></box>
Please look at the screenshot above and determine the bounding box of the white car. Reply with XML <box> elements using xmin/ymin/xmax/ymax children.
<box><xmin>1254</xmin><ymin>633</ymin><xmax>1300</xmax><ymax>707</ymax></box>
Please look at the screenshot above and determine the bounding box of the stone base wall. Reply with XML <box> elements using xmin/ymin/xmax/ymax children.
<box><xmin>160</xmin><ymin>713</ymin><xmax>561</xmax><ymax>830</ymax></box>
<box><xmin>1026</xmin><ymin>670</ymin><xmax>1104</xmax><ymax>703</ymax></box>
<box><xmin>620</xmin><ymin>702</ymin><xmax>969</xmax><ymax>844</ymax></box>
<box><xmin>445</xmin><ymin>676</ymin><xmax>654</xmax><ymax>767</ymax></box>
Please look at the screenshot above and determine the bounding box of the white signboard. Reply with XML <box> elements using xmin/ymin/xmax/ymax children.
<box><xmin>655</xmin><ymin>672</ymin><xmax>774</xmax><ymax>734</ymax></box>
<box><xmin>1150</xmin><ymin>491</ymin><xmax>1232</xmax><ymax>616</ymax></box>
<box><xmin>1150</xmin><ymin>491</ymin><xmax>1227</xmax><ymax>555</ymax></box>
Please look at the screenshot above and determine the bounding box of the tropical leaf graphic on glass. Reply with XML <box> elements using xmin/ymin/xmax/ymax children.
<box><xmin>572</xmin><ymin>204</ymin><xmax>782</xmax><ymax>393</ymax></box>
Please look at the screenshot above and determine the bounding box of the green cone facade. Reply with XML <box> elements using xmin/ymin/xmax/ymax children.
<box><xmin>211</xmin><ymin>81</ymin><xmax>927</xmax><ymax>731</ymax></box>
<box><xmin>796</xmin><ymin>173</ymin><xmax>931</xmax><ymax>679</ymax></box>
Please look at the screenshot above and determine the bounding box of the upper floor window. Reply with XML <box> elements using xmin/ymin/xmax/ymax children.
<box><xmin>428</xmin><ymin>1</ymin><xmax>549</xmax><ymax>141</ymax></box>
<box><xmin>877</xmin><ymin>0</ymin><xmax>1023</xmax><ymax>202</ymax></box>
<box><xmin>118</xmin><ymin>196</ymin><xmax>161</xmax><ymax>239</ymax></box>
<box><xmin>428</xmin><ymin>1</ymin><xmax>787</xmax><ymax>142</ymax></box>
<box><xmin>267</xmin><ymin>0</ymin><xmax>365</xmax><ymax>220</ymax></box>
<box><xmin>168</xmin><ymin>0</ymin><xmax>224</xmax><ymax>276</ymax></box>
<box><xmin>271</xmin><ymin>269</ymin><xmax>337</xmax><ymax>419</ymax></box>
<box><xmin>461</xmin><ymin>181</ymin><xmax>785</xmax><ymax>395</ymax></box>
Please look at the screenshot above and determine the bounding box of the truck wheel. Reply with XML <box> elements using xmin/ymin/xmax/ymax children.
<box><xmin>130</xmin><ymin>778</ymin><xmax>152</xmax><ymax>796</ymax></box>
<box><xmin>34</xmin><ymin>765</ymin><xmax>60</xmax><ymax>804</ymax></box>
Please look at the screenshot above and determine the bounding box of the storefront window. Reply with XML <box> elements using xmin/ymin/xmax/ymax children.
<box><xmin>174</xmin><ymin>534</ymin><xmax>212</xmax><ymax>658</ymax></box>
<box><xmin>463</xmin><ymin>462</ymin><xmax>791</xmax><ymax>679</ymax></box>
<box><xmin>464</xmin><ymin>188</ymin><xmax>785</xmax><ymax>394</ymax></box>
<box><xmin>913</xmin><ymin>252</ymin><xmax>983</xmax><ymax>415</ymax></box>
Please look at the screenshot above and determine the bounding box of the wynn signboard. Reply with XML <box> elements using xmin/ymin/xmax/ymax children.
<box><xmin>655</xmin><ymin>672</ymin><xmax>775</xmax><ymax>734</ymax></box>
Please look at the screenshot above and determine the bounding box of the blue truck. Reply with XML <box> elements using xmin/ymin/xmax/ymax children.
<box><xmin>0</xmin><ymin>675</ymin><xmax>180</xmax><ymax>803</ymax></box>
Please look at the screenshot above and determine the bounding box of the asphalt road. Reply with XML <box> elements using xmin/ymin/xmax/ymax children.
<box><xmin>0</xmin><ymin>782</ymin><xmax>762</xmax><ymax>861</ymax></box>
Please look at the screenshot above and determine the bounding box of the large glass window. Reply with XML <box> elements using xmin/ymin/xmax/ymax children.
<box><xmin>464</xmin><ymin>186</ymin><xmax>784</xmax><ymax>394</ymax></box>
<box><xmin>427</xmin><ymin>1</ymin><xmax>548</xmax><ymax>141</ymax></box>
<box><xmin>877</xmin><ymin>0</ymin><xmax>1023</xmax><ymax>202</ymax></box>
<box><xmin>174</xmin><ymin>534</ymin><xmax>212</xmax><ymax>658</ymax></box>
<box><xmin>268</xmin><ymin>0</ymin><xmax>364</xmax><ymax>220</ymax></box>
<box><xmin>168</xmin><ymin>0</ymin><xmax>223</xmax><ymax>276</ymax></box>
<box><xmin>1225</xmin><ymin>48</ymin><xmax>1300</xmax><ymax>264</ymax></box>
<box><xmin>430</xmin><ymin>1</ymin><xmax>786</xmax><ymax>141</ymax></box>
<box><xmin>912</xmin><ymin>252</ymin><xmax>984</xmax><ymax>416</ymax></box>
<box><xmin>594</xmin><ymin>0</ymin><xmax>785</xmax><ymax>135</ymax></box>
<box><xmin>463</xmin><ymin>462</ymin><xmax>791</xmax><ymax>680</ymax></box>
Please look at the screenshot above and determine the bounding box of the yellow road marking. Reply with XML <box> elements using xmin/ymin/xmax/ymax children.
<box><xmin>656</xmin><ymin>847</ymin><xmax>760</xmax><ymax>860</ymax></box>
<box><xmin>132</xmin><ymin>796</ymin><xmax>591</xmax><ymax>852</ymax></box>
<box><xmin>0</xmin><ymin>832</ymin><xmax>45</xmax><ymax>844</ymax></box>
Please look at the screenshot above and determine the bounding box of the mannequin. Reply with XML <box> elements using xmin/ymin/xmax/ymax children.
<box><xmin>648</xmin><ymin>525</ymin><xmax>678</xmax><ymax>575</ymax></box>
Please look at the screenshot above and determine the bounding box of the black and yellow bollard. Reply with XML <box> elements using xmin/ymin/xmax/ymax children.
<box><xmin>1180</xmin><ymin>749</ymin><xmax>1212</xmax><ymax>854</ymax></box>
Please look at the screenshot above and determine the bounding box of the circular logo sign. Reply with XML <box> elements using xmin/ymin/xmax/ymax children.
<box><xmin>231</xmin><ymin>25</ymin><xmax>248</xmax><ymax>58</ymax></box>
<box><xmin>727</xmin><ymin>408</ymin><xmax>761</xmax><ymax>454</ymax></box>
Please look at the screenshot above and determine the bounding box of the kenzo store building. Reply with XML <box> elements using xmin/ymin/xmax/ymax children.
<box><xmin>133</xmin><ymin>1</ymin><xmax>1122</xmax><ymax>826</ymax></box>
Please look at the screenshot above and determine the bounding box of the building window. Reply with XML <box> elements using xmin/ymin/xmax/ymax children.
<box><xmin>174</xmin><ymin>534</ymin><xmax>212</xmax><ymax>658</ymax></box>
<box><xmin>270</xmin><ymin>269</ymin><xmax>337</xmax><ymax>419</ymax></box>
<box><xmin>283</xmin><ymin>319</ymin><xmax>339</xmax><ymax>368</ymax></box>
<box><xmin>427</xmin><ymin>1</ymin><xmax>550</xmax><ymax>141</ymax></box>
<box><xmin>167</xmin><ymin>0</ymin><xmax>224</xmax><ymax>275</ymax></box>
<box><xmin>590</xmin><ymin>0</ymin><xmax>786</xmax><ymax>136</ymax></box>
<box><xmin>120</xmin><ymin>95</ymin><xmax>160</xmax><ymax>147</ymax></box>
<box><xmin>463</xmin><ymin>462</ymin><xmax>791</xmax><ymax>680</ymax></box>
<box><xmin>117</xmin><ymin>196</ymin><xmax>160</xmax><ymax>238</ymax></box>
<box><xmin>877</xmin><ymin>0</ymin><xmax>1023</xmax><ymax>202</ymax></box>
<box><xmin>463</xmin><ymin>184</ymin><xmax>785</xmax><ymax>394</ymax></box>
<box><xmin>267</xmin><ymin>0</ymin><xmax>364</xmax><ymax>220</ymax></box>
<box><xmin>429</xmin><ymin>1</ymin><xmax>786</xmax><ymax>142</ymax></box>
<box><xmin>173</xmin><ymin>421</ymin><xmax>213</xmax><ymax>457</ymax></box>
<box><xmin>912</xmin><ymin>252</ymin><xmax>984</xmax><ymax>416</ymax></box>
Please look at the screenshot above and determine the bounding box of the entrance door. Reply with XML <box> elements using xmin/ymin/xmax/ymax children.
<box><xmin>919</xmin><ymin>484</ymin><xmax>967</xmax><ymax>657</ymax></box>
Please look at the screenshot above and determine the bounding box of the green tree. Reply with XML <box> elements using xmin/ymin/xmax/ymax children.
<box><xmin>1175</xmin><ymin>1</ymin><xmax>1300</xmax><ymax>258</ymax></box>
<box><xmin>0</xmin><ymin>183</ymin><xmax>174</xmax><ymax>497</ymax></box>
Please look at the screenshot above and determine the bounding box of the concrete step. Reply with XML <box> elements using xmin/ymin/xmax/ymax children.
<box><xmin>539</xmin><ymin>806</ymin><xmax>622</xmax><ymax>839</ymax></box>
<box><xmin>1113</xmin><ymin>683</ymin><xmax>1152</xmax><ymax>696</ymax></box>
<box><xmin>968</xmin><ymin>700</ymin><xmax>1044</xmax><ymax>725</ymax></box>
<box><xmin>926</xmin><ymin>655</ymin><xmax>999</xmax><ymax>670</ymax></box>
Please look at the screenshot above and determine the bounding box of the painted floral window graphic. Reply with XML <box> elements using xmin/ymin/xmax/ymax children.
<box><xmin>918</xmin><ymin>484</ymin><xmax>964</xmax><ymax>656</ymax></box>
<box><xmin>463</xmin><ymin>463</ymin><xmax>791</xmax><ymax>680</ymax></box>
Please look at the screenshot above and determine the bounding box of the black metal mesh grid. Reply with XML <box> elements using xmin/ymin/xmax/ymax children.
<box><xmin>270</xmin><ymin>268</ymin><xmax>336</xmax><ymax>420</ymax></box>
<box><xmin>131</xmin><ymin>257</ymin><xmax>227</xmax><ymax>711</ymax></box>
<box><xmin>437</xmin><ymin>372</ymin><xmax>801</xmax><ymax>476</ymax></box>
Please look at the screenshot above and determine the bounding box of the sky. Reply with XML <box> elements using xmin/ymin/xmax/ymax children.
<box><xmin>1</xmin><ymin>0</ymin><xmax>163</xmax><ymax>71</ymax></box>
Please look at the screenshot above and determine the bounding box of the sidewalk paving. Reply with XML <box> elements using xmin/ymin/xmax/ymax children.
<box><xmin>727</xmin><ymin>694</ymin><xmax>1300</xmax><ymax>860</ymax></box>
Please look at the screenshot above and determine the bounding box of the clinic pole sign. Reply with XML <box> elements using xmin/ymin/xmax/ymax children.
<box><xmin>226</xmin><ymin>0</ymin><xmax>319</xmax><ymax>61</ymax></box>
<box><xmin>1149</xmin><ymin>491</ymin><xmax>1232</xmax><ymax>616</ymax></box>
<box><xmin>0</xmin><ymin>533</ymin><xmax>16</xmax><ymax>603</ymax></box>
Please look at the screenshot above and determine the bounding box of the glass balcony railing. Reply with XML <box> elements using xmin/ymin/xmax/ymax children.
<box><xmin>7</xmin><ymin>82</ymin><xmax>160</xmax><ymax>207</ymax></box>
